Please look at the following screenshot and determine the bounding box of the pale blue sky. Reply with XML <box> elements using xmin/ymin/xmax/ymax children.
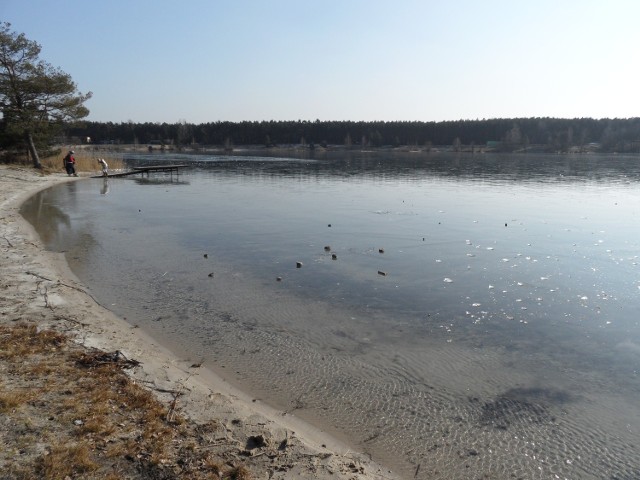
<box><xmin>2</xmin><ymin>0</ymin><xmax>638</xmax><ymax>123</ymax></box>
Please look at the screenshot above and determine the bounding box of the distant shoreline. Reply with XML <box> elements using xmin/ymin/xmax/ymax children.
<box><xmin>73</xmin><ymin>142</ymin><xmax>630</xmax><ymax>157</ymax></box>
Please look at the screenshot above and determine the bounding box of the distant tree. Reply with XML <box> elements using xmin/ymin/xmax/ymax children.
<box><xmin>452</xmin><ymin>137</ymin><xmax>462</xmax><ymax>152</ymax></box>
<box><xmin>501</xmin><ymin>124</ymin><xmax>522</xmax><ymax>152</ymax></box>
<box><xmin>371</xmin><ymin>130</ymin><xmax>383</xmax><ymax>147</ymax></box>
<box><xmin>175</xmin><ymin>119</ymin><xmax>191</xmax><ymax>148</ymax></box>
<box><xmin>0</xmin><ymin>22</ymin><xmax>92</xmax><ymax>168</ymax></box>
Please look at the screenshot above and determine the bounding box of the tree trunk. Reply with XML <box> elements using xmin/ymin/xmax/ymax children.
<box><xmin>25</xmin><ymin>131</ymin><xmax>42</xmax><ymax>169</ymax></box>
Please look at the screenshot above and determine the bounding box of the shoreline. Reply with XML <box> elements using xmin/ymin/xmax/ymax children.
<box><xmin>0</xmin><ymin>164</ymin><xmax>398</xmax><ymax>479</ymax></box>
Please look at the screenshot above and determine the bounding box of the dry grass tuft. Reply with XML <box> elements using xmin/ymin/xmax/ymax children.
<box><xmin>0</xmin><ymin>323</ymin><xmax>254</xmax><ymax>479</ymax></box>
<box><xmin>0</xmin><ymin>323</ymin><xmax>67</xmax><ymax>359</ymax></box>
<box><xmin>37</xmin><ymin>443</ymin><xmax>99</xmax><ymax>479</ymax></box>
<box><xmin>0</xmin><ymin>386</ymin><xmax>34</xmax><ymax>413</ymax></box>
<box><xmin>227</xmin><ymin>465</ymin><xmax>252</xmax><ymax>480</ymax></box>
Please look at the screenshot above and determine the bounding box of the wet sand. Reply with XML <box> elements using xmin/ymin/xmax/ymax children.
<box><xmin>0</xmin><ymin>164</ymin><xmax>397</xmax><ymax>479</ymax></box>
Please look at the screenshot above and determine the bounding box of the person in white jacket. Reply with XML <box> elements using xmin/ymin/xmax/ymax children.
<box><xmin>97</xmin><ymin>158</ymin><xmax>108</xmax><ymax>176</ymax></box>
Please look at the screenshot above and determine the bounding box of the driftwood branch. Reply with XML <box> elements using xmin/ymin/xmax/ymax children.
<box><xmin>43</xmin><ymin>286</ymin><xmax>52</xmax><ymax>310</ymax></box>
<box><xmin>1</xmin><ymin>235</ymin><xmax>14</xmax><ymax>248</ymax></box>
<box><xmin>53</xmin><ymin>313</ymin><xmax>89</xmax><ymax>329</ymax></box>
<box><xmin>26</xmin><ymin>271</ymin><xmax>103</xmax><ymax>306</ymax></box>
<box><xmin>167</xmin><ymin>385</ymin><xmax>184</xmax><ymax>423</ymax></box>
<box><xmin>57</xmin><ymin>280</ymin><xmax>103</xmax><ymax>305</ymax></box>
<box><xmin>26</xmin><ymin>270</ymin><xmax>52</xmax><ymax>281</ymax></box>
<box><xmin>76</xmin><ymin>350</ymin><xmax>142</xmax><ymax>369</ymax></box>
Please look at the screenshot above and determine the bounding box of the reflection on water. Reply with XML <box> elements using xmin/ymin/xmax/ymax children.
<box><xmin>133</xmin><ymin>177</ymin><xmax>190</xmax><ymax>186</ymax></box>
<box><xmin>22</xmin><ymin>152</ymin><xmax>640</xmax><ymax>479</ymax></box>
<box><xmin>100</xmin><ymin>178</ymin><xmax>110</xmax><ymax>195</ymax></box>
<box><xmin>21</xmin><ymin>185</ymin><xmax>73</xmax><ymax>249</ymax></box>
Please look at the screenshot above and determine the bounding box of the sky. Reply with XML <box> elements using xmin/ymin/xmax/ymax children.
<box><xmin>1</xmin><ymin>0</ymin><xmax>639</xmax><ymax>124</ymax></box>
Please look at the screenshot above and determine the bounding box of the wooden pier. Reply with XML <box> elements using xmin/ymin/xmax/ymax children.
<box><xmin>91</xmin><ymin>164</ymin><xmax>188</xmax><ymax>178</ymax></box>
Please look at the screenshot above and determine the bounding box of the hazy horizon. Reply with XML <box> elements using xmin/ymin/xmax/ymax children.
<box><xmin>2</xmin><ymin>0</ymin><xmax>639</xmax><ymax>124</ymax></box>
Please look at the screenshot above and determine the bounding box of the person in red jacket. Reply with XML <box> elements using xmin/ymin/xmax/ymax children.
<box><xmin>63</xmin><ymin>150</ymin><xmax>77</xmax><ymax>176</ymax></box>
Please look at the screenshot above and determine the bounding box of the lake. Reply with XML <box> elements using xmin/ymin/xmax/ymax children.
<box><xmin>22</xmin><ymin>151</ymin><xmax>640</xmax><ymax>479</ymax></box>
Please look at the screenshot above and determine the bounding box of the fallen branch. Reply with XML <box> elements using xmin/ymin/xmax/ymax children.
<box><xmin>190</xmin><ymin>358</ymin><xmax>204</xmax><ymax>368</ymax></box>
<box><xmin>150</xmin><ymin>386</ymin><xmax>184</xmax><ymax>395</ymax></box>
<box><xmin>26</xmin><ymin>272</ymin><xmax>100</xmax><ymax>302</ymax></box>
<box><xmin>76</xmin><ymin>349</ymin><xmax>142</xmax><ymax>369</ymax></box>
<box><xmin>56</xmin><ymin>280</ymin><xmax>103</xmax><ymax>306</ymax></box>
<box><xmin>43</xmin><ymin>286</ymin><xmax>53</xmax><ymax>310</ymax></box>
<box><xmin>53</xmin><ymin>314</ymin><xmax>89</xmax><ymax>328</ymax></box>
<box><xmin>1</xmin><ymin>234</ymin><xmax>14</xmax><ymax>248</ymax></box>
<box><xmin>26</xmin><ymin>270</ymin><xmax>52</xmax><ymax>281</ymax></box>
<box><xmin>167</xmin><ymin>385</ymin><xmax>184</xmax><ymax>423</ymax></box>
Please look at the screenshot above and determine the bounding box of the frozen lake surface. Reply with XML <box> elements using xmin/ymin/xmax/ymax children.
<box><xmin>23</xmin><ymin>151</ymin><xmax>640</xmax><ymax>479</ymax></box>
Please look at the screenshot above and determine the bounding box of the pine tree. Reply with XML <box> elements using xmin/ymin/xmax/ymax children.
<box><xmin>0</xmin><ymin>22</ymin><xmax>91</xmax><ymax>167</ymax></box>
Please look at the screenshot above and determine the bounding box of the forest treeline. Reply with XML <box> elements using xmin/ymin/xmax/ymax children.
<box><xmin>65</xmin><ymin>117</ymin><xmax>640</xmax><ymax>153</ymax></box>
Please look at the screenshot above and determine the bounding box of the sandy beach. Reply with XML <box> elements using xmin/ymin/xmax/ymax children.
<box><xmin>0</xmin><ymin>164</ymin><xmax>398</xmax><ymax>479</ymax></box>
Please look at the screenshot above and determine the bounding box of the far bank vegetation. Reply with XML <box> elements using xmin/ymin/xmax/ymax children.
<box><xmin>60</xmin><ymin>117</ymin><xmax>640</xmax><ymax>154</ymax></box>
